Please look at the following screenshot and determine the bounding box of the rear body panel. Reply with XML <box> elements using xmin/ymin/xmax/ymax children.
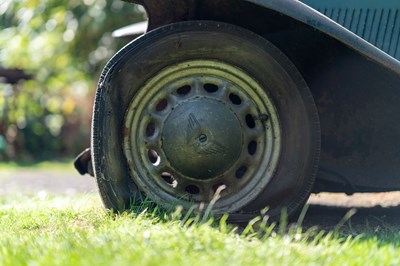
<box><xmin>125</xmin><ymin>0</ymin><xmax>400</xmax><ymax>193</ymax></box>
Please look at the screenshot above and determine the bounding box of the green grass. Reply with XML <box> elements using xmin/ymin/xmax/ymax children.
<box><xmin>1</xmin><ymin>194</ymin><xmax>400</xmax><ymax>266</ymax></box>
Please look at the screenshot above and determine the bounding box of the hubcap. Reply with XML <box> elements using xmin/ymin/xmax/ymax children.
<box><xmin>162</xmin><ymin>98</ymin><xmax>242</xmax><ymax>180</ymax></box>
<box><xmin>124</xmin><ymin>60</ymin><xmax>281</xmax><ymax>212</ymax></box>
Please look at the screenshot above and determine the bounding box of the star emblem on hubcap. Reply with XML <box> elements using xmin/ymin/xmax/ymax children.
<box><xmin>186</xmin><ymin>113</ymin><xmax>227</xmax><ymax>155</ymax></box>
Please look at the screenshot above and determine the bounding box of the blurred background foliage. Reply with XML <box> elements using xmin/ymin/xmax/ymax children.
<box><xmin>0</xmin><ymin>0</ymin><xmax>145</xmax><ymax>161</ymax></box>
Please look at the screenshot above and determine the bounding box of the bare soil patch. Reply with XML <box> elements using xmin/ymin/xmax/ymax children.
<box><xmin>305</xmin><ymin>192</ymin><xmax>400</xmax><ymax>233</ymax></box>
<box><xmin>0</xmin><ymin>168</ymin><xmax>97</xmax><ymax>196</ymax></box>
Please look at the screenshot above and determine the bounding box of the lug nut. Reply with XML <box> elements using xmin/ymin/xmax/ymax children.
<box><xmin>258</xmin><ymin>114</ymin><xmax>269</xmax><ymax>121</ymax></box>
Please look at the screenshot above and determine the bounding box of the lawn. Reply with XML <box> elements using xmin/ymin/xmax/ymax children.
<box><xmin>1</xmin><ymin>193</ymin><xmax>400</xmax><ymax>266</ymax></box>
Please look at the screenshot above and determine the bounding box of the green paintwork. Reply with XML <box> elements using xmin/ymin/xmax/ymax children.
<box><xmin>302</xmin><ymin>0</ymin><xmax>400</xmax><ymax>60</ymax></box>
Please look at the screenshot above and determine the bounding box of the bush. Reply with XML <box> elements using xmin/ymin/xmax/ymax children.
<box><xmin>0</xmin><ymin>0</ymin><xmax>145</xmax><ymax>160</ymax></box>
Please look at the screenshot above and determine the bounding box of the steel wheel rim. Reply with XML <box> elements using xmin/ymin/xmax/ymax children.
<box><xmin>124</xmin><ymin>60</ymin><xmax>281</xmax><ymax>213</ymax></box>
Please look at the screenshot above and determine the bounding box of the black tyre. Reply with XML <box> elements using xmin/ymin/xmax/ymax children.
<box><xmin>92</xmin><ymin>21</ymin><xmax>320</xmax><ymax>221</ymax></box>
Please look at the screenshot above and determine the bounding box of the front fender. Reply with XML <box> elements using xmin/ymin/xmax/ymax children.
<box><xmin>125</xmin><ymin>0</ymin><xmax>400</xmax><ymax>75</ymax></box>
<box><xmin>246</xmin><ymin>0</ymin><xmax>400</xmax><ymax>75</ymax></box>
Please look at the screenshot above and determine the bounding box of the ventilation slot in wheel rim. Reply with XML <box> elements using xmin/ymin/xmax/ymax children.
<box><xmin>248</xmin><ymin>141</ymin><xmax>257</xmax><ymax>155</ymax></box>
<box><xmin>245</xmin><ymin>114</ymin><xmax>256</xmax><ymax>129</ymax></box>
<box><xmin>185</xmin><ymin>185</ymin><xmax>200</xmax><ymax>194</ymax></box>
<box><xmin>155</xmin><ymin>98</ymin><xmax>168</xmax><ymax>112</ymax></box>
<box><xmin>204</xmin><ymin>83</ymin><xmax>219</xmax><ymax>93</ymax></box>
<box><xmin>176</xmin><ymin>85</ymin><xmax>191</xmax><ymax>95</ymax></box>
<box><xmin>145</xmin><ymin>122</ymin><xmax>156</xmax><ymax>137</ymax></box>
<box><xmin>161</xmin><ymin>172</ymin><xmax>177</xmax><ymax>188</ymax></box>
<box><xmin>148</xmin><ymin>149</ymin><xmax>160</xmax><ymax>166</ymax></box>
<box><xmin>229</xmin><ymin>93</ymin><xmax>242</xmax><ymax>105</ymax></box>
<box><xmin>235</xmin><ymin>166</ymin><xmax>248</xmax><ymax>179</ymax></box>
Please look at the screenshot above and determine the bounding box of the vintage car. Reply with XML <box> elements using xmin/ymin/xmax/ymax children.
<box><xmin>75</xmin><ymin>0</ymin><xmax>400</xmax><ymax>221</ymax></box>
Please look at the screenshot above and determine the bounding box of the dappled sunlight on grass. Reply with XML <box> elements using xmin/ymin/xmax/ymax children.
<box><xmin>0</xmin><ymin>194</ymin><xmax>400</xmax><ymax>266</ymax></box>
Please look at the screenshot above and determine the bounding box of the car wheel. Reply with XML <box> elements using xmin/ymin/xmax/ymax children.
<box><xmin>92</xmin><ymin>21</ymin><xmax>320</xmax><ymax>221</ymax></box>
